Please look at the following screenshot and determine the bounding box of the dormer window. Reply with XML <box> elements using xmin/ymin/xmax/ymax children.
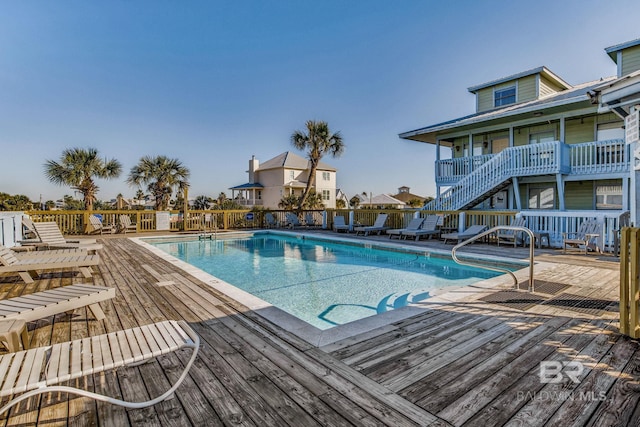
<box><xmin>494</xmin><ymin>86</ymin><xmax>516</xmax><ymax>107</ymax></box>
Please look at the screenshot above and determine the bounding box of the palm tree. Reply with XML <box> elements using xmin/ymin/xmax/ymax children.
<box><xmin>126</xmin><ymin>156</ymin><xmax>190</xmax><ymax>210</ymax></box>
<box><xmin>278</xmin><ymin>194</ymin><xmax>299</xmax><ymax>211</ymax></box>
<box><xmin>291</xmin><ymin>120</ymin><xmax>344</xmax><ymax>211</ymax></box>
<box><xmin>193</xmin><ymin>195</ymin><xmax>212</xmax><ymax>210</ymax></box>
<box><xmin>44</xmin><ymin>147</ymin><xmax>122</xmax><ymax>210</ymax></box>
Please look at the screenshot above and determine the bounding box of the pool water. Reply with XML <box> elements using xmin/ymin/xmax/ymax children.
<box><xmin>152</xmin><ymin>234</ymin><xmax>502</xmax><ymax>330</ymax></box>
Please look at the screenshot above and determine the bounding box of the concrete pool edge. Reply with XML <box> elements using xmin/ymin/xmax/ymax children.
<box><xmin>132</xmin><ymin>231</ymin><xmax>554</xmax><ymax>347</ymax></box>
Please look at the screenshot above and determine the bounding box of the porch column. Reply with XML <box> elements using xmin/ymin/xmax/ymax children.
<box><xmin>512</xmin><ymin>177</ymin><xmax>521</xmax><ymax>210</ymax></box>
<box><xmin>559</xmin><ymin>116</ymin><xmax>565</xmax><ymax>142</ymax></box>
<box><xmin>556</xmin><ymin>174</ymin><xmax>565</xmax><ymax>210</ymax></box>
<box><xmin>468</xmin><ymin>134</ymin><xmax>473</xmax><ymax>173</ymax></box>
<box><xmin>631</xmin><ymin>106</ymin><xmax>640</xmax><ymax>226</ymax></box>
<box><xmin>509</xmin><ymin>127</ymin><xmax>514</xmax><ymax>147</ymax></box>
<box><xmin>623</xmin><ymin>176</ymin><xmax>630</xmax><ymax>211</ymax></box>
<box><xmin>435</xmin><ymin>140</ymin><xmax>441</xmax><ymax>161</ymax></box>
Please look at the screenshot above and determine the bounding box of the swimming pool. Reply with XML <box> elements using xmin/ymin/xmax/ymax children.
<box><xmin>150</xmin><ymin>233</ymin><xmax>508</xmax><ymax>330</ymax></box>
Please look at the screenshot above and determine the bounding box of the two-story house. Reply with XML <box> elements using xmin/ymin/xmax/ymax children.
<box><xmin>229</xmin><ymin>152</ymin><xmax>338</xmax><ymax>209</ymax></box>
<box><xmin>398</xmin><ymin>40</ymin><xmax>640</xmax><ymax>216</ymax></box>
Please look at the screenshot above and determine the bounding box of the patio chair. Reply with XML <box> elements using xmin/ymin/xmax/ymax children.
<box><xmin>0</xmin><ymin>244</ymin><xmax>100</xmax><ymax>284</ymax></box>
<box><xmin>563</xmin><ymin>220</ymin><xmax>601</xmax><ymax>255</ymax></box>
<box><xmin>285</xmin><ymin>213</ymin><xmax>303</xmax><ymax>228</ymax></box>
<box><xmin>89</xmin><ymin>215</ymin><xmax>115</xmax><ymax>235</ymax></box>
<box><xmin>31</xmin><ymin>222</ymin><xmax>102</xmax><ymax>253</ymax></box>
<box><xmin>401</xmin><ymin>215</ymin><xmax>441</xmax><ymax>241</ymax></box>
<box><xmin>387</xmin><ymin>217</ymin><xmax>424</xmax><ymax>239</ymax></box>
<box><xmin>333</xmin><ymin>216</ymin><xmax>350</xmax><ymax>232</ymax></box>
<box><xmin>20</xmin><ymin>217</ymin><xmax>38</xmax><ymax>241</ymax></box>
<box><xmin>265</xmin><ymin>212</ymin><xmax>279</xmax><ymax>228</ymax></box>
<box><xmin>0</xmin><ymin>320</ymin><xmax>199</xmax><ymax>414</ymax></box>
<box><xmin>354</xmin><ymin>213</ymin><xmax>389</xmax><ymax>236</ymax></box>
<box><xmin>0</xmin><ymin>284</ymin><xmax>115</xmax><ymax>351</ymax></box>
<box><xmin>441</xmin><ymin>224</ymin><xmax>488</xmax><ymax>244</ymax></box>
<box><xmin>304</xmin><ymin>213</ymin><xmax>318</xmax><ymax>227</ymax></box>
<box><xmin>496</xmin><ymin>217</ymin><xmax>527</xmax><ymax>247</ymax></box>
<box><xmin>118</xmin><ymin>215</ymin><xmax>137</xmax><ymax>234</ymax></box>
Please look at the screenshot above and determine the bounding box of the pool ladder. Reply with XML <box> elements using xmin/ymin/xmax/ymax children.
<box><xmin>451</xmin><ymin>226</ymin><xmax>535</xmax><ymax>292</ymax></box>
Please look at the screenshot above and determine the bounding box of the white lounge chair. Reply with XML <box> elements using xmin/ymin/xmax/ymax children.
<box><xmin>89</xmin><ymin>215</ymin><xmax>115</xmax><ymax>235</ymax></box>
<box><xmin>354</xmin><ymin>214</ymin><xmax>389</xmax><ymax>236</ymax></box>
<box><xmin>118</xmin><ymin>215</ymin><xmax>137</xmax><ymax>234</ymax></box>
<box><xmin>0</xmin><ymin>244</ymin><xmax>100</xmax><ymax>284</ymax></box>
<box><xmin>0</xmin><ymin>320</ymin><xmax>199</xmax><ymax>414</ymax></box>
<box><xmin>333</xmin><ymin>216</ymin><xmax>350</xmax><ymax>232</ymax></box>
<box><xmin>496</xmin><ymin>217</ymin><xmax>527</xmax><ymax>247</ymax></box>
<box><xmin>387</xmin><ymin>217</ymin><xmax>424</xmax><ymax>239</ymax></box>
<box><xmin>563</xmin><ymin>220</ymin><xmax>600</xmax><ymax>254</ymax></box>
<box><xmin>31</xmin><ymin>222</ymin><xmax>102</xmax><ymax>253</ymax></box>
<box><xmin>441</xmin><ymin>224</ymin><xmax>488</xmax><ymax>244</ymax></box>
<box><xmin>401</xmin><ymin>215</ymin><xmax>441</xmax><ymax>241</ymax></box>
<box><xmin>0</xmin><ymin>284</ymin><xmax>114</xmax><ymax>324</ymax></box>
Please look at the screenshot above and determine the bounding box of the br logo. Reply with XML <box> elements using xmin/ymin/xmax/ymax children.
<box><xmin>539</xmin><ymin>361</ymin><xmax>583</xmax><ymax>384</ymax></box>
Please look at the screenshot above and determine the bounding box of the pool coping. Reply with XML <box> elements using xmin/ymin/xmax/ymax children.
<box><xmin>132</xmin><ymin>230</ymin><xmax>557</xmax><ymax>347</ymax></box>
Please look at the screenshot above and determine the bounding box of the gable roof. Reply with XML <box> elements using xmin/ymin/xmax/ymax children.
<box><xmin>257</xmin><ymin>151</ymin><xmax>337</xmax><ymax>172</ymax></box>
<box><xmin>359</xmin><ymin>194</ymin><xmax>406</xmax><ymax>206</ymax></box>
<box><xmin>467</xmin><ymin>66</ymin><xmax>571</xmax><ymax>93</ymax></box>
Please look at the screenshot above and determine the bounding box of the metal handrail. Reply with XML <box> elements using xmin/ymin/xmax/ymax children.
<box><xmin>451</xmin><ymin>226</ymin><xmax>535</xmax><ymax>292</ymax></box>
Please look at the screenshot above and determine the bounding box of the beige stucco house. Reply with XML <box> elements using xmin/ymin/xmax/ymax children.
<box><xmin>229</xmin><ymin>152</ymin><xmax>338</xmax><ymax>209</ymax></box>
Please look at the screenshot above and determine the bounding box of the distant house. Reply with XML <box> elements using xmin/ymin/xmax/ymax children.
<box><xmin>358</xmin><ymin>194</ymin><xmax>406</xmax><ymax>209</ymax></box>
<box><xmin>229</xmin><ymin>152</ymin><xmax>338</xmax><ymax>209</ymax></box>
<box><xmin>391</xmin><ymin>186</ymin><xmax>427</xmax><ymax>207</ymax></box>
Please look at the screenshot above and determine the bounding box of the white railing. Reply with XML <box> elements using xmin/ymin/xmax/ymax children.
<box><xmin>570</xmin><ymin>139</ymin><xmax>629</xmax><ymax>175</ymax></box>
<box><xmin>236</xmin><ymin>199</ymin><xmax>264</xmax><ymax>207</ymax></box>
<box><xmin>520</xmin><ymin>210</ymin><xmax>626</xmax><ymax>250</ymax></box>
<box><xmin>426</xmin><ymin>141</ymin><xmax>569</xmax><ymax>211</ymax></box>
<box><xmin>436</xmin><ymin>154</ymin><xmax>494</xmax><ymax>184</ymax></box>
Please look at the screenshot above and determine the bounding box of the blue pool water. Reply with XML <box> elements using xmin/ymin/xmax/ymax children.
<box><xmin>151</xmin><ymin>234</ymin><xmax>504</xmax><ymax>330</ymax></box>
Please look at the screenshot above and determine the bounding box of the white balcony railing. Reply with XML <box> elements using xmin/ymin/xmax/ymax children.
<box><xmin>436</xmin><ymin>154</ymin><xmax>494</xmax><ymax>184</ymax></box>
<box><xmin>428</xmin><ymin>139</ymin><xmax>630</xmax><ymax>211</ymax></box>
<box><xmin>570</xmin><ymin>139</ymin><xmax>629</xmax><ymax>175</ymax></box>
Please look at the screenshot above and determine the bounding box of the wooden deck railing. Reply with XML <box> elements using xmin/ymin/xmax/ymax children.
<box><xmin>619</xmin><ymin>227</ymin><xmax>640</xmax><ymax>338</ymax></box>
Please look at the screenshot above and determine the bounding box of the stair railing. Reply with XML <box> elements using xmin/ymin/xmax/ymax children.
<box><xmin>451</xmin><ymin>226</ymin><xmax>535</xmax><ymax>292</ymax></box>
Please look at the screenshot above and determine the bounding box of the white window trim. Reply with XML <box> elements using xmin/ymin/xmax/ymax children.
<box><xmin>493</xmin><ymin>82</ymin><xmax>518</xmax><ymax>108</ymax></box>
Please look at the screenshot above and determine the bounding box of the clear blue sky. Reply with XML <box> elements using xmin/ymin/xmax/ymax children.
<box><xmin>1</xmin><ymin>0</ymin><xmax>639</xmax><ymax>204</ymax></box>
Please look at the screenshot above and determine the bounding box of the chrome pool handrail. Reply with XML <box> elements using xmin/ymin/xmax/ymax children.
<box><xmin>451</xmin><ymin>226</ymin><xmax>535</xmax><ymax>292</ymax></box>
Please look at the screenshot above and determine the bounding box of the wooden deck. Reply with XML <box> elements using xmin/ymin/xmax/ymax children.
<box><xmin>0</xmin><ymin>234</ymin><xmax>638</xmax><ymax>426</ymax></box>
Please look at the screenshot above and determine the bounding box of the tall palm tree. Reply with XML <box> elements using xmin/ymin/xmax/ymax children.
<box><xmin>291</xmin><ymin>120</ymin><xmax>344</xmax><ymax>211</ymax></box>
<box><xmin>126</xmin><ymin>155</ymin><xmax>190</xmax><ymax>210</ymax></box>
<box><xmin>44</xmin><ymin>147</ymin><xmax>122</xmax><ymax>210</ymax></box>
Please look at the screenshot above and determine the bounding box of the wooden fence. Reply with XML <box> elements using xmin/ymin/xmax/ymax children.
<box><xmin>620</xmin><ymin>227</ymin><xmax>640</xmax><ymax>338</ymax></box>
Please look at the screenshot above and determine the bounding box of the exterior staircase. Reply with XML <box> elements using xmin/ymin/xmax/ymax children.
<box><xmin>424</xmin><ymin>141</ymin><xmax>570</xmax><ymax>211</ymax></box>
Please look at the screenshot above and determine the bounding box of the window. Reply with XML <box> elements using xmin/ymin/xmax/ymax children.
<box><xmin>494</xmin><ymin>86</ymin><xmax>516</xmax><ymax>107</ymax></box>
<box><xmin>322</xmin><ymin>190</ymin><xmax>330</xmax><ymax>201</ymax></box>
<box><xmin>322</xmin><ymin>171</ymin><xmax>330</xmax><ymax>181</ymax></box>
<box><xmin>528</xmin><ymin>186</ymin><xmax>555</xmax><ymax>209</ymax></box>
<box><xmin>529</xmin><ymin>131</ymin><xmax>555</xmax><ymax>144</ymax></box>
<box><xmin>257</xmin><ymin>191</ymin><xmax>262</xmax><ymax>200</ymax></box>
<box><xmin>289</xmin><ymin>170</ymin><xmax>295</xmax><ymax>180</ymax></box>
<box><xmin>596</xmin><ymin>185</ymin><xmax>622</xmax><ymax>210</ymax></box>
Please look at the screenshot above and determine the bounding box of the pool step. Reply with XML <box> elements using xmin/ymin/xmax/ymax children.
<box><xmin>377</xmin><ymin>289</ymin><xmax>432</xmax><ymax>313</ymax></box>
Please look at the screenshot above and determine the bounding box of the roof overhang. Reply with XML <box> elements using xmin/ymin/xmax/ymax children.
<box><xmin>595</xmin><ymin>71</ymin><xmax>640</xmax><ymax>118</ymax></box>
<box><xmin>399</xmin><ymin>95</ymin><xmax>596</xmax><ymax>145</ymax></box>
